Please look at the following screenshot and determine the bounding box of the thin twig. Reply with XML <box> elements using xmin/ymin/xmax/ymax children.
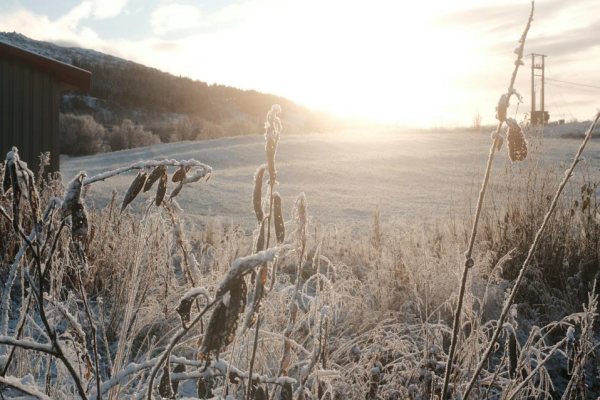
<box><xmin>441</xmin><ymin>3</ymin><xmax>535</xmax><ymax>398</ymax></box>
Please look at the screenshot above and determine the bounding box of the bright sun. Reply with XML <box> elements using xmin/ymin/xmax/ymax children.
<box><xmin>159</xmin><ymin>0</ymin><xmax>489</xmax><ymax>127</ymax></box>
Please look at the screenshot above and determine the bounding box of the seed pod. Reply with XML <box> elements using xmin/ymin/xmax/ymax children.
<box><xmin>266</xmin><ymin>138</ymin><xmax>277</xmax><ymax>184</ymax></box>
<box><xmin>172</xmin><ymin>364</ymin><xmax>185</xmax><ymax>396</ymax></box>
<box><xmin>254</xmin><ymin>218</ymin><xmax>266</xmax><ymax>254</ymax></box>
<box><xmin>71</xmin><ymin>202</ymin><xmax>89</xmax><ymax>242</ymax></box>
<box><xmin>169</xmin><ymin>183</ymin><xmax>183</xmax><ymax>200</ymax></box>
<box><xmin>172</xmin><ymin>166</ymin><xmax>190</xmax><ymax>183</ymax></box>
<box><xmin>280</xmin><ymin>382</ymin><xmax>293</xmax><ymax>400</ymax></box>
<box><xmin>496</xmin><ymin>135</ymin><xmax>504</xmax><ymax>152</ymax></box>
<box><xmin>254</xmin><ymin>386</ymin><xmax>267</xmax><ymax>400</ymax></box>
<box><xmin>507</xmin><ymin>125</ymin><xmax>528</xmax><ymax>162</ymax></box>
<box><xmin>198</xmin><ymin>277</ymin><xmax>247</xmax><ymax>361</ymax></box>
<box><xmin>273</xmin><ymin>192</ymin><xmax>285</xmax><ymax>244</ymax></box>
<box><xmin>62</xmin><ymin>173</ymin><xmax>85</xmax><ymax>218</ymax></box>
<box><xmin>506</xmin><ymin>326</ymin><xmax>518</xmax><ymax>379</ymax></box>
<box><xmin>144</xmin><ymin>165</ymin><xmax>167</xmax><ymax>192</ymax></box>
<box><xmin>121</xmin><ymin>171</ymin><xmax>147</xmax><ymax>212</ymax></box>
<box><xmin>158</xmin><ymin>358</ymin><xmax>173</xmax><ymax>399</ymax></box>
<box><xmin>253</xmin><ymin>165</ymin><xmax>267</xmax><ymax>223</ymax></box>
<box><xmin>496</xmin><ymin>94</ymin><xmax>508</xmax><ymax>122</ymax></box>
<box><xmin>155</xmin><ymin>170</ymin><xmax>168</xmax><ymax>206</ymax></box>
<box><xmin>243</xmin><ymin>265</ymin><xmax>265</xmax><ymax>334</ymax></box>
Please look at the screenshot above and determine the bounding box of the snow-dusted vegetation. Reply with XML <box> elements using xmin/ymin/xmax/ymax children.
<box><xmin>4</xmin><ymin>5</ymin><xmax>600</xmax><ymax>400</ymax></box>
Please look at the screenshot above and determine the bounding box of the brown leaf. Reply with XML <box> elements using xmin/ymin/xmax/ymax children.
<box><xmin>155</xmin><ymin>170</ymin><xmax>168</xmax><ymax>206</ymax></box>
<box><xmin>198</xmin><ymin>277</ymin><xmax>247</xmax><ymax>361</ymax></box>
<box><xmin>144</xmin><ymin>165</ymin><xmax>167</xmax><ymax>192</ymax></box>
<box><xmin>158</xmin><ymin>357</ymin><xmax>173</xmax><ymax>399</ymax></box>
<box><xmin>172</xmin><ymin>166</ymin><xmax>190</xmax><ymax>183</ymax></box>
<box><xmin>121</xmin><ymin>171</ymin><xmax>147</xmax><ymax>212</ymax></box>
<box><xmin>169</xmin><ymin>183</ymin><xmax>183</xmax><ymax>200</ymax></box>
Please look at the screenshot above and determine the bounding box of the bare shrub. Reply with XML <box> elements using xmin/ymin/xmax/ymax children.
<box><xmin>59</xmin><ymin>113</ymin><xmax>106</xmax><ymax>156</ymax></box>
<box><xmin>108</xmin><ymin>119</ymin><xmax>160</xmax><ymax>151</ymax></box>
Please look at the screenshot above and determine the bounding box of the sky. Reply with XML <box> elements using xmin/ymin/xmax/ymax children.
<box><xmin>0</xmin><ymin>0</ymin><xmax>599</xmax><ymax>127</ymax></box>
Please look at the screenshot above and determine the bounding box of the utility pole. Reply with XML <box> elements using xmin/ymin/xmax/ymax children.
<box><xmin>541</xmin><ymin>55</ymin><xmax>545</xmax><ymax>123</ymax></box>
<box><xmin>531</xmin><ymin>54</ymin><xmax>535</xmax><ymax>117</ymax></box>
<box><xmin>530</xmin><ymin>53</ymin><xmax>547</xmax><ymax>125</ymax></box>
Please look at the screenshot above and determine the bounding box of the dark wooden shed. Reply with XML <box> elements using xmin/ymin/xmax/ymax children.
<box><xmin>0</xmin><ymin>40</ymin><xmax>91</xmax><ymax>175</ymax></box>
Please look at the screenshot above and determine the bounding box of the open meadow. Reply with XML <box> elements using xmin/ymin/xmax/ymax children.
<box><xmin>61</xmin><ymin>129</ymin><xmax>600</xmax><ymax>231</ymax></box>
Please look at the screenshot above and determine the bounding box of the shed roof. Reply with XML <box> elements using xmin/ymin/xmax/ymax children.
<box><xmin>0</xmin><ymin>40</ymin><xmax>91</xmax><ymax>92</ymax></box>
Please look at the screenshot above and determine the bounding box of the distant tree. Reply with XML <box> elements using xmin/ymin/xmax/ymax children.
<box><xmin>59</xmin><ymin>113</ymin><xmax>106</xmax><ymax>156</ymax></box>
<box><xmin>108</xmin><ymin>120</ymin><xmax>160</xmax><ymax>151</ymax></box>
<box><xmin>473</xmin><ymin>112</ymin><xmax>483</xmax><ymax>132</ymax></box>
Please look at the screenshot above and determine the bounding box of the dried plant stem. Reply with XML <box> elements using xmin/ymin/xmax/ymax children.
<box><xmin>75</xmin><ymin>253</ymin><xmax>102</xmax><ymax>400</ymax></box>
<box><xmin>505</xmin><ymin>338</ymin><xmax>568</xmax><ymax>400</ymax></box>
<box><xmin>246</xmin><ymin>314</ymin><xmax>262</xmax><ymax>400</ymax></box>
<box><xmin>462</xmin><ymin>112</ymin><xmax>600</xmax><ymax>399</ymax></box>
<box><xmin>440</xmin><ymin>4</ymin><xmax>534</xmax><ymax>399</ymax></box>
<box><xmin>146</xmin><ymin>297</ymin><xmax>218</xmax><ymax>399</ymax></box>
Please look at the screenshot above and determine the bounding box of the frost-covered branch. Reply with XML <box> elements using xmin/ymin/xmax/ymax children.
<box><xmin>0</xmin><ymin>336</ymin><xmax>57</xmax><ymax>356</ymax></box>
<box><xmin>83</xmin><ymin>159</ymin><xmax>212</xmax><ymax>186</ymax></box>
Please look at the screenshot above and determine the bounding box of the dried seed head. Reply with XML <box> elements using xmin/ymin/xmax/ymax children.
<box><xmin>121</xmin><ymin>171</ymin><xmax>147</xmax><ymax>212</ymax></box>
<box><xmin>62</xmin><ymin>172</ymin><xmax>86</xmax><ymax>218</ymax></box>
<box><xmin>264</xmin><ymin>105</ymin><xmax>282</xmax><ymax>184</ymax></box>
<box><xmin>496</xmin><ymin>94</ymin><xmax>509</xmax><ymax>122</ymax></box>
<box><xmin>266</xmin><ymin>138</ymin><xmax>277</xmax><ymax>184</ymax></box>
<box><xmin>144</xmin><ymin>165</ymin><xmax>167</xmax><ymax>192</ymax></box>
<box><xmin>506</xmin><ymin>121</ymin><xmax>528</xmax><ymax>162</ymax></box>
<box><xmin>155</xmin><ymin>170</ymin><xmax>168</xmax><ymax>206</ymax></box>
<box><xmin>293</xmin><ymin>192</ymin><xmax>308</xmax><ymax>234</ymax></box>
<box><xmin>198</xmin><ymin>276</ymin><xmax>247</xmax><ymax>361</ymax></box>
<box><xmin>273</xmin><ymin>192</ymin><xmax>285</xmax><ymax>244</ymax></box>
<box><xmin>253</xmin><ymin>165</ymin><xmax>268</xmax><ymax>223</ymax></box>
<box><xmin>254</xmin><ymin>218</ymin><xmax>266</xmax><ymax>254</ymax></box>
<box><xmin>71</xmin><ymin>201</ymin><xmax>89</xmax><ymax>242</ymax></box>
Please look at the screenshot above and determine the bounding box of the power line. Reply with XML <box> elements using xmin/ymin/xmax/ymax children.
<box><xmin>546</xmin><ymin>82</ymin><xmax>600</xmax><ymax>93</ymax></box>
<box><xmin>545</xmin><ymin>78</ymin><xmax>600</xmax><ymax>90</ymax></box>
<box><xmin>545</xmin><ymin>66</ymin><xmax>574</xmax><ymax>120</ymax></box>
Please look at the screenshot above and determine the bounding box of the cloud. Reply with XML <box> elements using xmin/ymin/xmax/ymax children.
<box><xmin>92</xmin><ymin>0</ymin><xmax>128</xmax><ymax>19</ymax></box>
<box><xmin>151</xmin><ymin>4</ymin><xmax>202</xmax><ymax>35</ymax></box>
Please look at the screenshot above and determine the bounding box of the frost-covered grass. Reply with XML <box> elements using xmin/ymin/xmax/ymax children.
<box><xmin>61</xmin><ymin>129</ymin><xmax>600</xmax><ymax>232</ymax></box>
<box><xmin>2</xmin><ymin>108</ymin><xmax>600</xmax><ymax>399</ymax></box>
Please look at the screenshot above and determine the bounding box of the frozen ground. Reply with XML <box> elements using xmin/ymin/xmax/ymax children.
<box><xmin>61</xmin><ymin>129</ymin><xmax>600</xmax><ymax>232</ymax></box>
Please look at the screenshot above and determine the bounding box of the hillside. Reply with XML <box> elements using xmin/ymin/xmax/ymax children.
<box><xmin>0</xmin><ymin>32</ymin><xmax>339</xmax><ymax>139</ymax></box>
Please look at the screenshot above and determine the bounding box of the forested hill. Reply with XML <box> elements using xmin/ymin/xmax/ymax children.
<box><xmin>0</xmin><ymin>32</ymin><xmax>339</xmax><ymax>139</ymax></box>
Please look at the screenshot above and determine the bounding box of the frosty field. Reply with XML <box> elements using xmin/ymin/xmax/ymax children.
<box><xmin>62</xmin><ymin>130</ymin><xmax>600</xmax><ymax>230</ymax></box>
